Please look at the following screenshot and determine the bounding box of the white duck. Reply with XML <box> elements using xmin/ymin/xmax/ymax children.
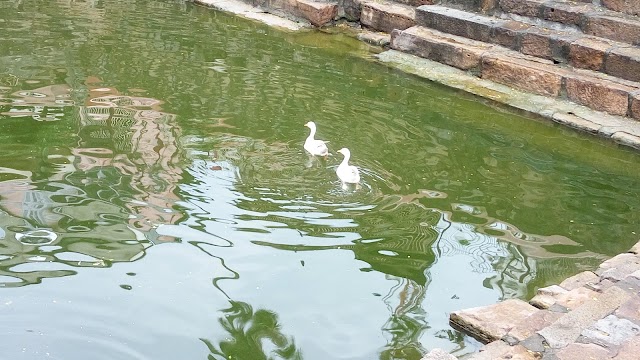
<box><xmin>304</xmin><ymin>121</ymin><xmax>329</xmax><ymax>157</ymax></box>
<box><xmin>336</xmin><ymin>148</ymin><xmax>360</xmax><ymax>184</ymax></box>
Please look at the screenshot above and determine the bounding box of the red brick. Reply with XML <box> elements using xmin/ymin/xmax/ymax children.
<box><xmin>492</xmin><ymin>20</ymin><xmax>530</xmax><ymax>50</ymax></box>
<box><xmin>297</xmin><ymin>0</ymin><xmax>337</xmax><ymax>26</ymax></box>
<box><xmin>568</xmin><ymin>37</ymin><xmax>614</xmax><ymax>71</ymax></box>
<box><xmin>583</xmin><ymin>15</ymin><xmax>640</xmax><ymax>46</ymax></box>
<box><xmin>499</xmin><ymin>0</ymin><xmax>545</xmax><ymax>17</ymax></box>
<box><xmin>565</xmin><ymin>74</ymin><xmax>633</xmax><ymax>116</ymax></box>
<box><xmin>391</xmin><ymin>27</ymin><xmax>489</xmax><ymax>70</ymax></box>
<box><xmin>481</xmin><ymin>52</ymin><xmax>563</xmax><ymax>96</ymax></box>
<box><xmin>605</xmin><ymin>46</ymin><xmax>640</xmax><ymax>83</ymax></box>
<box><xmin>542</xmin><ymin>2</ymin><xmax>590</xmax><ymax>26</ymax></box>
<box><xmin>631</xmin><ymin>91</ymin><xmax>640</xmax><ymax>120</ymax></box>
<box><xmin>602</xmin><ymin>0</ymin><xmax>640</xmax><ymax>16</ymax></box>
<box><xmin>361</xmin><ymin>2</ymin><xmax>415</xmax><ymax>33</ymax></box>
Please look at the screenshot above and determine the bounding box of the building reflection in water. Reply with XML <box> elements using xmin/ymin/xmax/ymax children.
<box><xmin>0</xmin><ymin>81</ymin><xmax>184</xmax><ymax>286</ymax></box>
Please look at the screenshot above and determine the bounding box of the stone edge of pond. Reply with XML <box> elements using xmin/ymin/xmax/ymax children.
<box><xmin>376</xmin><ymin>50</ymin><xmax>640</xmax><ymax>153</ymax></box>
<box><xmin>421</xmin><ymin>239</ymin><xmax>640</xmax><ymax>360</ymax></box>
<box><xmin>193</xmin><ymin>0</ymin><xmax>311</xmax><ymax>31</ymax></box>
<box><xmin>191</xmin><ymin>0</ymin><xmax>640</xmax><ymax>153</ymax></box>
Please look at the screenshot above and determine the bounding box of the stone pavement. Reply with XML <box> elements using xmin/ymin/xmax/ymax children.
<box><xmin>422</xmin><ymin>240</ymin><xmax>640</xmax><ymax>360</ymax></box>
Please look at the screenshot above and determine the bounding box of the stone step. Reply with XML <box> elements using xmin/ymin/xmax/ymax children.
<box><xmin>601</xmin><ymin>0</ymin><xmax>640</xmax><ymax>16</ymax></box>
<box><xmin>498</xmin><ymin>0</ymin><xmax>640</xmax><ymax>45</ymax></box>
<box><xmin>359</xmin><ymin>0</ymin><xmax>416</xmax><ymax>33</ymax></box>
<box><xmin>415</xmin><ymin>5</ymin><xmax>640</xmax><ymax>83</ymax></box>
<box><xmin>390</xmin><ymin>26</ymin><xmax>640</xmax><ymax>119</ymax></box>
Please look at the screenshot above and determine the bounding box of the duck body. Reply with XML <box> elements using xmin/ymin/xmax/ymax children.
<box><xmin>303</xmin><ymin>121</ymin><xmax>329</xmax><ymax>157</ymax></box>
<box><xmin>336</xmin><ymin>148</ymin><xmax>360</xmax><ymax>184</ymax></box>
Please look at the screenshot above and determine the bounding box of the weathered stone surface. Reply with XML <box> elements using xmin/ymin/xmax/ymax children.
<box><xmin>520</xmin><ymin>333</ymin><xmax>547</xmax><ymax>353</ymax></box>
<box><xmin>597</xmin><ymin>253</ymin><xmax>640</xmax><ymax>274</ymax></box>
<box><xmin>420</xmin><ymin>348</ymin><xmax>457</xmax><ymax>360</ymax></box>
<box><xmin>499</xmin><ymin>0</ymin><xmax>545</xmax><ymax>17</ymax></box>
<box><xmin>630</xmin><ymin>240</ymin><xmax>640</xmax><ymax>255</ymax></box>
<box><xmin>339</xmin><ymin>0</ymin><xmax>362</xmax><ymax>20</ymax></box>
<box><xmin>583</xmin><ymin>15</ymin><xmax>640</xmax><ymax>46</ymax></box>
<box><xmin>531</xmin><ymin>285</ymin><xmax>568</xmax><ymax>309</ymax></box>
<box><xmin>605</xmin><ymin>46</ymin><xmax>640</xmax><ymax>83</ymax></box>
<box><xmin>553</xmin><ymin>343</ymin><xmax>609</xmax><ymax>360</ymax></box>
<box><xmin>568</xmin><ymin>37</ymin><xmax>613</xmax><ymax>71</ymax></box>
<box><xmin>560</xmin><ymin>271</ymin><xmax>599</xmax><ymax>291</ymax></box>
<box><xmin>551</xmin><ymin>113</ymin><xmax>601</xmax><ymax>134</ymax></box>
<box><xmin>297</xmin><ymin>0</ymin><xmax>337</xmax><ymax>26</ymax></box>
<box><xmin>481</xmin><ymin>52</ymin><xmax>563</xmax><ymax>97</ymax></box>
<box><xmin>361</xmin><ymin>1</ymin><xmax>415</xmax><ymax>33</ymax></box>
<box><xmin>415</xmin><ymin>5</ymin><xmax>500</xmax><ymax>43</ymax></box>
<box><xmin>601</xmin><ymin>0</ymin><xmax>640</xmax><ymax>16</ymax></box>
<box><xmin>612</xmin><ymin>132</ymin><xmax>640</xmax><ymax>150</ymax></box>
<box><xmin>564</xmin><ymin>74</ymin><xmax>633</xmax><ymax>116</ymax></box>
<box><xmin>538</xmin><ymin>286</ymin><xmax>632</xmax><ymax>349</ymax></box>
<box><xmin>391</xmin><ymin>27</ymin><xmax>490</xmax><ymax>71</ymax></box>
<box><xmin>556</xmin><ymin>287</ymin><xmax>600</xmax><ymax>310</ymax></box>
<box><xmin>599</xmin><ymin>259</ymin><xmax>640</xmax><ymax>282</ymax></box>
<box><xmin>585</xmin><ymin>278</ymin><xmax>616</xmax><ymax>293</ymax></box>
<box><xmin>615</xmin><ymin>296</ymin><xmax>640</xmax><ymax>326</ymax></box>
<box><xmin>632</xmin><ymin>92</ymin><xmax>640</xmax><ymax>120</ymax></box>
<box><xmin>508</xmin><ymin>310</ymin><xmax>563</xmax><ymax>342</ymax></box>
<box><xmin>541</xmin><ymin>2</ymin><xmax>590</xmax><ymax>26</ymax></box>
<box><xmin>615</xmin><ymin>334</ymin><xmax>640</xmax><ymax>360</ymax></box>
<box><xmin>492</xmin><ymin>20</ymin><xmax>530</xmax><ymax>49</ymax></box>
<box><xmin>579</xmin><ymin>315</ymin><xmax>640</xmax><ymax>351</ymax></box>
<box><xmin>450</xmin><ymin>299</ymin><xmax>540</xmax><ymax>344</ymax></box>
<box><xmin>466</xmin><ymin>341</ymin><xmax>538</xmax><ymax>360</ymax></box>
<box><xmin>357</xmin><ymin>31</ymin><xmax>390</xmax><ymax>47</ymax></box>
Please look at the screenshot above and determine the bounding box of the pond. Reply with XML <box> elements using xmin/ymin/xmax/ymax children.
<box><xmin>1</xmin><ymin>0</ymin><xmax>639</xmax><ymax>359</ymax></box>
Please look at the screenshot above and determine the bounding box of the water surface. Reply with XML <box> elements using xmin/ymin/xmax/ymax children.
<box><xmin>1</xmin><ymin>0</ymin><xmax>640</xmax><ymax>359</ymax></box>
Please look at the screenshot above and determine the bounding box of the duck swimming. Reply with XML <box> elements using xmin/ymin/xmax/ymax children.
<box><xmin>336</xmin><ymin>148</ymin><xmax>360</xmax><ymax>184</ymax></box>
<box><xmin>304</xmin><ymin>121</ymin><xmax>329</xmax><ymax>157</ymax></box>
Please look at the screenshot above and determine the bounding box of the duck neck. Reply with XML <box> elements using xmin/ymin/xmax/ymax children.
<box><xmin>307</xmin><ymin>126</ymin><xmax>316</xmax><ymax>141</ymax></box>
<box><xmin>340</xmin><ymin>153</ymin><xmax>350</xmax><ymax>167</ymax></box>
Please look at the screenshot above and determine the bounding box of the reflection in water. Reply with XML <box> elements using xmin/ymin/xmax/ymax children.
<box><xmin>0</xmin><ymin>80</ymin><xmax>183</xmax><ymax>286</ymax></box>
<box><xmin>202</xmin><ymin>301</ymin><xmax>303</xmax><ymax>360</ymax></box>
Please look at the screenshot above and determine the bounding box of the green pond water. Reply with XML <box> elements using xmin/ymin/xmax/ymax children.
<box><xmin>1</xmin><ymin>0</ymin><xmax>639</xmax><ymax>359</ymax></box>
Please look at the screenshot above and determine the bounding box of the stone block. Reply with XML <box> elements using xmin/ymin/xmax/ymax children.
<box><xmin>583</xmin><ymin>15</ymin><xmax>640</xmax><ymax>46</ymax></box>
<box><xmin>568</xmin><ymin>37</ymin><xmax>614</xmax><ymax>71</ymax></box>
<box><xmin>450</xmin><ymin>299</ymin><xmax>540</xmax><ymax>344</ymax></box>
<box><xmin>297</xmin><ymin>0</ymin><xmax>337</xmax><ymax>26</ymax></box>
<box><xmin>629</xmin><ymin>240</ymin><xmax>640</xmax><ymax>255</ymax></box>
<box><xmin>578</xmin><ymin>314</ymin><xmax>640</xmax><ymax>351</ymax></box>
<box><xmin>481</xmin><ymin>52</ymin><xmax>563</xmax><ymax>97</ymax></box>
<box><xmin>555</xmin><ymin>287</ymin><xmax>600</xmax><ymax>310</ymax></box>
<box><xmin>584</xmin><ymin>278</ymin><xmax>616</xmax><ymax>293</ymax></box>
<box><xmin>508</xmin><ymin>309</ymin><xmax>563</xmax><ymax>342</ymax></box>
<box><xmin>466</xmin><ymin>341</ymin><xmax>538</xmax><ymax>360</ymax></box>
<box><xmin>361</xmin><ymin>1</ymin><xmax>415</xmax><ymax>33</ymax></box>
<box><xmin>340</xmin><ymin>0</ymin><xmax>362</xmax><ymax>20</ymax></box>
<box><xmin>564</xmin><ymin>74</ymin><xmax>633</xmax><ymax>116</ymax></box>
<box><xmin>420</xmin><ymin>348</ymin><xmax>457</xmax><ymax>360</ymax></box>
<box><xmin>601</xmin><ymin>0</ymin><xmax>640</xmax><ymax>16</ymax></box>
<box><xmin>551</xmin><ymin>113</ymin><xmax>601</xmax><ymax>134</ymax></box>
<box><xmin>605</xmin><ymin>46</ymin><xmax>640</xmax><ymax>83</ymax></box>
<box><xmin>559</xmin><ymin>271</ymin><xmax>599</xmax><ymax>291</ymax></box>
<box><xmin>391</xmin><ymin>27</ymin><xmax>490</xmax><ymax>71</ymax></box>
<box><xmin>541</xmin><ymin>2</ymin><xmax>590</xmax><ymax>26</ymax></box>
<box><xmin>612</xmin><ymin>132</ymin><xmax>640</xmax><ymax>151</ymax></box>
<box><xmin>615</xmin><ymin>334</ymin><xmax>640</xmax><ymax>360</ymax></box>
<box><xmin>596</xmin><ymin>253</ymin><xmax>640</xmax><ymax>274</ymax></box>
<box><xmin>519</xmin><ymin>28</ymin><xmax>577</xmax><ymax>62</ymax></box>
<box><xmin>615</xmin><ymin>296</ymin><xmax>640</xmax><ymax>326</ymax></box>
<box><xmin>633</xmin><ymin>92</ymin><xmax>640</xmax><ymax>120</ymax></box>
<box><xmin>554</xmin><ymin>343</ymin><xmax>609</xmax><ymax>360</ymax></box>
<box><xmin>537</xmin><ymin>286</ymin><xmax>632</xmax><ymax>349</ymax></box>
<box><xmin>499</xmin><ymin>0</ymin><xmax>545</xmax><ymax>17</ymax></box>
<box><xmin>415</xmin><ymin>5</ymin><xmax>499</xmax><ymax>43</ymax></box>
<box><xmin>492</xmin><ymin>20</ymin><xmax>530</xmax><ymax>50</ymax></box>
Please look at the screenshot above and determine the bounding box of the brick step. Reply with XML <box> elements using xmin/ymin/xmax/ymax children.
<box><xmin>359</xmin><ymin>0</ymin><xmax>416</xmax><ymax>33</ymax></box>
<box><xmin>390</xmin><ymin>26</ymin><xmax>640</xmax><ymax>119</ymax></box>
<box><xmin>416</xmin><ymin>5</ymin><xmax>640</xmax><ymax>83</ymax></box>
<box><xmin>498</xmin><ymin>0</ymin><xmax>640</xmax><ymax>45</ymax></box>
<box><xmin>600</xmin><ymin>0</ymin><xmax>640</xmax><ymax>16</ymax></box>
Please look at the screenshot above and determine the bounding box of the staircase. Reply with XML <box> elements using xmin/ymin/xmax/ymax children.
<box><xmin>350</xmin><ymin>0</ymin><xmax>640</xmax><ymax>122</ymax></box>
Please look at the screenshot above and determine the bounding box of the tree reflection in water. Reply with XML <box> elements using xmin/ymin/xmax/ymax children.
<box><xmin>202</xmin><ymin>301</ymin><xmax>303</xmax><ymax>360</ymax></box>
